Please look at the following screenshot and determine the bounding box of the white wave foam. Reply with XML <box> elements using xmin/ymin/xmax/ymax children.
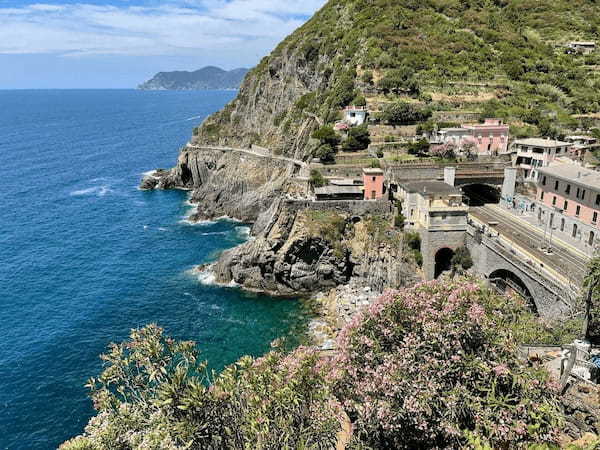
<box><xmin>236</xmin><ymin>226</ymin><xmax>251</xmax><ymax>239</ymax></box>
<box><xmin>158</xmin><ymin>227</ymin><xmax>169</xmax><ymax>232</ymax></box>
<box><xmin>197</xmin><ymin>270</ymin><xmax>217</xmax><ymax>285</ymax></box>
<box><xmin>185</xmin><ymin>115</ymin><xmax>204</xmax><ymax>121</ymax></box>
<box><xmin>70</xmin><ymin>185</ymin><xmax>112</xmax><ymax>197</ymax></box>
<box><xmin>179</xmin><ymin>217</ymin><xmax>216</xmax><ymax>226</ymax></box>
<box><xmin>216</xmin><ymin>215</ymin><xmax>243</xmax><ymax>223</ymax></box>
<box><xmin>200</xmin><ymin>231</ymin><xmax>228</xmax><ymax>236</ymax></box>
<box><xmin>143</xmin><ymin>225</ymin><xmax>149</xmax><ymax>230</ymax></box>
<box><xmin>141</xmin><ymin>170</ymin><xmax>158</xmax><ymax>178</ymax></box>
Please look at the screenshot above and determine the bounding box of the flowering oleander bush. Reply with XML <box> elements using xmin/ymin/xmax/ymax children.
<box><xmin>61</xmin><ymin>325</ymin><xmax>340</xmax><ymax>450</ymax></box>
<box><xmin>63</xmin><ymin>281</ymin><xmax>565</xmax><ymax>449</ymax></box>
<box><xmin>331</xmin><ymin>280</ymin><xmax>563</xmax><ymax>449</ymax></box>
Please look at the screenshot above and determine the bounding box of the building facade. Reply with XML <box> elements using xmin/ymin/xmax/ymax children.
<box><xmin>536</xmin><ymin>163</ymin><xmax>600</xmax><ymax>255</ymax></box>
<box><xmin>397</xmin><ymin>181</ymin><xmax>469</xmax><ymax>279</ymax></box>
<box><xmin>343</xmin><ymin>106</ymin><xmax>368</xmax><ymax>126</ymax></box>
<box><xmin>513</xmin><ymin>138</ymin><xmax>570</xmax><ymax>182</ymax></box>
<box><xmin>363</xmin><ymin>168</ymin><xmax>384</xmax><ymax>200</ymax></box>
<box><xmin>436</xmin><ymin>119</ymin><xmax>510</xmax><ymax>155</ymax></box>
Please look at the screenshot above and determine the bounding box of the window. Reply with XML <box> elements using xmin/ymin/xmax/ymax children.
<box><xmin>561</xmin><ymin>218</ymin><xmax>565</xmax><ymax>232</ymax></box>
<box><xmin>541</xmin><ymin>191</ymin><xmax>545</xmax><ymax>200</ymax></box>
<box><xmin>576</xmin><ymin>187</ymin><xmax>581</xmax><ymax>198</ymax></box>
<box><xmin>564</xmin><ymin>200</ymin><xmax>569</xmax><ymax>211</ymax></box>
<box><xmin>590</xmin><ymin>231</ymin><xmax>596</xmax><ymax>246</ymax></box>
<box><xmin>582</xmin><ymin>190</ymin><xmax>586</xmax><ymax>200</ymax></box>
<box><xmin>542</xmin><ymin>176</ymin><xmax>547</xmax><ymax>185</ymax></box>
<box><xmin>566</xmin><ymin>184</ymin><xmax>571</xmax><ymax>194</ymax></box>
<box><xmin>576</xmin><ymin>205</ymin><xmax>581</xmax><ymax>217</ymax></box>
<box><xmin>372</xmin><ymin>177</ymin><xmax>376</xmax><ymax>182</ymax></box>
<box><xmin>596</xmin><ymin>194</ymin><xmax>600</xmax><ymax>205</ymax></box>
<box><xmin>554</xmin><ymin>180</ymin><xmax>559</xmax><ymax>190</ymax></box>
<box><xmin>552</xmin><ymin>196</ymin><xmax>557</xmax><ymax>206</ymax></box>
<box><xmin>594</xmin><ymin>212</ymin><xmax>598</xmax><ymax>224</ymax></box>
<box><xmin>573</xmin><ymin>224</ymin><xmax>578</xmax><ymax>238</ymax></box>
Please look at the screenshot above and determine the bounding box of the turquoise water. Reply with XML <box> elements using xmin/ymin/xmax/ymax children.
<box><xmin>0</xmin><ymin>90</ymin><xmax>308</xmax><ymax>449</ymax></box>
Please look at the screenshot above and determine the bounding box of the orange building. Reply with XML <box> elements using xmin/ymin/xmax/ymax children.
<box><xmin>363</xmin><ymin>168</ymin><xmax>384</xmax><ymax>200</ymax></box>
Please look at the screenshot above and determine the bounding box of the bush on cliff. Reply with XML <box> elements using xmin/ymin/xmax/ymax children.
<box><xmin>63</xmin><ymin>281</ymin><xmax>564</xmax><ymax>449</ymax></box>
<box><xmin>61</xmin><ymin>325</ymin><xmax>340</xmax><ymax>450</ymax></box>
<box><xmin>331</xmin><ymin>280</ymin><xmax>563</xmax><ymax>449</ymax></box>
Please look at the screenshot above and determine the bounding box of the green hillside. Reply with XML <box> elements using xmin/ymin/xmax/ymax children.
<box><xmin>198</xmin><ymin>0</ymin><xmax>600</xmax><ymax>152</ymax></box>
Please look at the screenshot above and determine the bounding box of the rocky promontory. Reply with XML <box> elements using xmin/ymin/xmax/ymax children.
<box><xmin>201</xmin><ymin>201</ymin><xmax>421</xmax><ymax>296</ymax></box>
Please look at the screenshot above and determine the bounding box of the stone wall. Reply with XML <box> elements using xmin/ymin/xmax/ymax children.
<box><xmin>465</xmin><ymin>226</ymin><xmax>575</xmax><ymax>318</ymax></box>
<box><xmin>284</xmin><ymin>199</ymin><xmax>392</xmax><ymax>216</ymax></box>
<box><xmin>421</xmin><ymin>228</ymin><xmax>468</xmax><ymax>280</ymax></box>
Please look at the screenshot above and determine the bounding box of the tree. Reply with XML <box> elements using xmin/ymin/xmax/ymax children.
<box><xmin>430</xmin><ymin>143</ymin><xmax>456</xmax><ymax>161</ymax></box>
<box><xmin>407</xmin><ymin>139</ymin><xmax>430</xmax><ymax>155</ymax></box>
<box><xmin>451</xmin><ymin>246</ymin><xmax>474</xmax><ymax>273</ymax></box>
<box><xmin>309</xmin><ymin>169</ymin><xmax>327</xmax><ymax>188</ymax></box>
<box><xmin>377</xmin><ymin>68</ymin><xmax>420</xmax><ymax>96</ymax></box>
<box><xmin>314</xmin><ymin>143</ymin><xmax>336</xmax><ymax>162</ymax></box>
<box><xmin>379</xmin><ymin>101</ymin><xmax>431</xmax><ymax>126</ymax></box>
<box><xmin>312</xmin><ymin>125</ymin><xmax>340</xmax><ymax>147</ymax></box>
<box><xmin>342</xmin><ymin>125</ymin><xmax>371</xmax><ymax>151</ymax></box>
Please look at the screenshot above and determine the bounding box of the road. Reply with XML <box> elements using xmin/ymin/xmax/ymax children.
<box><xmin>186</xmin><ymin>143</ymin><xmax>308</xmax><ymax>168</ymax></box>
<box><xmin>469</xmin><ymin>205</ymin><xmax>588</xmax><ymax>285</ymax></box>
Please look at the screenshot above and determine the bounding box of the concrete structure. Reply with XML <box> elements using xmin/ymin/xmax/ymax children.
<box><xmin>436</xmin><ymin>119</ymin><xmax>510</xmax><ymax>155</ymax></box>
<box><xmin>315</xmin><ymin>185</ymin><xmax>363</xmax><ymax>201</ymax></box>
<box><xmin>466</xmin><ymin>224</ymin><xmax>574</xmax><ymax>318</ymax></box>
<box><xmin>536</xmin><ymin>163</ymin><xmax>600</xmax><ymax>255</ymax></box>
<box><xmin>567</xmin><ymin>41</ymin><xmax>596</xmax><ymax>54</ymax></box>
<box><xmin>398</xmin><ymin>181</ymin><xmax>469</xmax><ymax>279</ymax></box>
<box><xmin>363</xmin><ymin>168</ymin><xmax>384</xmax><ymax>200</ymax></box>
<box><xmin>513</xmin><ymin>138</ymin><xmax>570</xmax><ymax>182</ymax></box>
<box><xmin>500</xmin><ymin>167</ymin><xmax>518</xmax><ymax>205</ymax></box>
<box><xmin>343</xmin><ymin>106</ymin><xmax>368</xmax><ymax>126</ymax></box>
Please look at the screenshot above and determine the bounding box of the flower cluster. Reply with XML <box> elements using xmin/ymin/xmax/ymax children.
<box><xmin>330</xmin><ymin>279</ymin><xmax>562</xmax><ymax>448</ymax></box>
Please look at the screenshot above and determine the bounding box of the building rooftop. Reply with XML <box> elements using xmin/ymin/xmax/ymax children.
<box><xmin>315</xmin><ymin>185</ymin><xmax>363</xmax><ymax>196</ymax></box>
<box><xmin>363</xmin><ymin>168</ymin><xmax>384</xmax><ymax>175</ymax></box>
<box><xmin>514</xmin><ymin>138</ymin><xmax>570</xmax><ymax>148</ymax></box>
<box><xmin>401</xmin><ymin>181</ymin><xmax>462</xmax><ymax>195</ymax></box>
<box><xmin>538</xmin><ymin>163</ymin><xmax>600</xmax><ymax>190</ymax></box>
<box><xmin>330</xmin><ymin>178</ymin><xmax>362</xmax><ymax>186</ymax></box>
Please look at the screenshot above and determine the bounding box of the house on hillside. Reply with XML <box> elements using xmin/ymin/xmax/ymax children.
<box><xmin>343</xmin><ymin>106</ymin><xmax>368</xmax><ymax>126</ymax></box>
<box><xmin>363</xmin><ymin>168</ymin><xmax>385</xmax><ymax>200</ymax></box>
<box><xmin>567</xmin><ymin>41</ymin><xmax>596</xmax><ymax>54</ymax></box>
<box><xmin>434</xmin><ymin>119</ymin><xmax>510</xmax><ymax>156</ymax></box>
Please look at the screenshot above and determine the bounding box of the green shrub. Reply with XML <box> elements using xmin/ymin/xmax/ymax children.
<box><xmin>342</xmin><ymin>125</ymin><xmax>371</xmax><ymax>151</ymax></box>
<box><xmin>309</xmin><ymin>169</ymin><xmax>327</xmax><ymax>188</ymax></box>
<box><xmin>451</xmin><ymin>246</ymin><xmax>474</xmax><ymax>271</ymax></box>
<box><xmin>405</xmin><ymin>231</ymin><xmax>421</xmax><ymax>251</ymax></box>
<box><xmin>379</xmin><ymin>102</ymin><xmax>431</xmax><ymax>125</ymax></box>
<box><xmin>312</xmin><ymin>125</ymin><xmax>340</xmax><ymax>148</ymax></box>
<box><xmin>394</xmin><ymin>214</ymin><xmax>405</xmax><ymax>229</ymax></box>
<box><xmin>369</xmin><ymin>159</ymin><xmax>381</xmax><ymax>168</ymax></box>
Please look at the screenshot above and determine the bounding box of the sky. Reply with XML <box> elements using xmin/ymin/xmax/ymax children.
<box><xmin>0</xmin><ymin>0</ymin><xmax>326</xmax><ymax>88</ymax></box>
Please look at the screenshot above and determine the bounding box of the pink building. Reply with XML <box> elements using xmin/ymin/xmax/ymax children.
<box><xmin>436</xmin><ymin>119</ymin><xmax>510</xmax><ymax>155</ymax></box>
<box><xmin>536</xmin><ymin>163</ymin><xmax>600</xmax><ymax>253</ymax></box>
<box><xmin>363</xmin><ymin>168</ymin><xmax>384</xmax><ymax>200</ymax></box>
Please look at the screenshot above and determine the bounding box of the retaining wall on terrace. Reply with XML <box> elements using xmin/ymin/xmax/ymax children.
<box><xmin>284</xmin><ymin>199</ymin><xmax>392</xmax><ymax>216</ymax></box>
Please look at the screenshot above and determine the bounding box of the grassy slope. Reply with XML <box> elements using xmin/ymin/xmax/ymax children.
<box><xmin>198</xmin><ymin>0</ymin><xmax>600</xmax><ymax>153</ymax></box>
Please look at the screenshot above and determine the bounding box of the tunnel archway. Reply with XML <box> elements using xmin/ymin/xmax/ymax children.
<box><xmin>461</xmin><ymin>184</ymin><xmax>501</xmax><ymax>206</ymax></box>
<box><xmin>489</xmin><ymin>269</ymin><xmax>538</xmax><ymax>315</ymax></box>
<box><xmin>435</xmin><ymin>247</ymin><xmax>455</xmax><ymax>278</ymax></box>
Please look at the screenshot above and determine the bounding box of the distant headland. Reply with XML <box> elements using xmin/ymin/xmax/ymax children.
<box><xmin>137</xmin><ymin>66</ymin><xmax>248</xmax><ymax>91</ymax></box>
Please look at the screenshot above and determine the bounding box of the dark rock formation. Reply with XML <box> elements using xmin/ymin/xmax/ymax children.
<box><xmin>208</xmin><ymin>202</ymin><xmax>421</xmax><ymax>295</ymax></box>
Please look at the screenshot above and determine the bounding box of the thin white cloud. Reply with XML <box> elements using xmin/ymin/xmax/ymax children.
<box><xmin>0</xmin><ymin>0</ymin><xmax>326</xmax><ymax>57</ymax></box>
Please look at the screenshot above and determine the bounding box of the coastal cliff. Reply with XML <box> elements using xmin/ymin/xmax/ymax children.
<box><xmin>204</xmin><ymin>202</ymin><xmax>420</xmax><ymax>295</ymax></box>
<box><xmin>141</xmin><ymin>146</ymin><xmax>305</xmax><ymax>222</ymax></box>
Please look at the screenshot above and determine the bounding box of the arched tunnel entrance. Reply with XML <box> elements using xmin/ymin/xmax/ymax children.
<box><xmin>461</xmin><ymin>184</ymin><xmax>501</xmax><ymax>206</ymax></box>
<box><xmin>489</xmin><ymin>269</ymin><xmax>538</xmax><ymax>315</ymax></box>
<box><xmin>435</xmin><ymin>247</ymin><xmax>455</xmax><ymax>278</ymax></box>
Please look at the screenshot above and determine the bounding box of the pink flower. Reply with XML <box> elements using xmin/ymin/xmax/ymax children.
<box><xmin>493</xmin><ymin>364</ymin><xmax>509</xmax><ymax>376</ymax></box>
<box><xmin>467</xmin><ymin>303</ymin><xmax>485</xmax><ymax>322</ymax></box>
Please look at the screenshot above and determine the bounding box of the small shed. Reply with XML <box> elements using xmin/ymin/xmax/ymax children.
<box><xmin>343</xmin><ymin>106</ymin><xmax>368</xmax><ymax>126</ymax></box>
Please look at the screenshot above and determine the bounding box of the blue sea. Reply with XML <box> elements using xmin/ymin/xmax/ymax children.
<box><xmin>0</xmin><ymin>90</ymin><xmax>309</xmax><ymax>449</ymax></box>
